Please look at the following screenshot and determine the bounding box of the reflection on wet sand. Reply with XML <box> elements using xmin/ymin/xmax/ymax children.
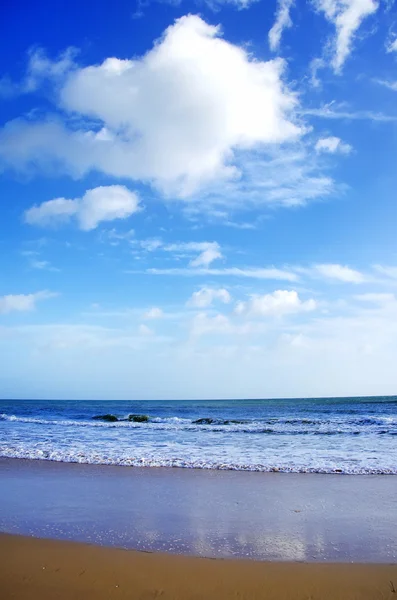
<box><xmin>0</xmin><ymin>458</ymin><xmax>396</xmax><ymax>562</ymax></box>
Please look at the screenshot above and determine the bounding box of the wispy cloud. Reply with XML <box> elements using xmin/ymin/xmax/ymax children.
<box><xmin>144</xmin><ymin>266</ymin><xmax>299</xmax><ymax>281</ymax></box>
<box><xmin>306</xmin><ymin>263</ymin><xmax>366</xmax><ymax>283</ymax></box>
<box><xmin>373</xmin><ymin>265</ymin><xmax>397</xmax><ymax>280</ymax></box>
<box><xmin>312</xmin><ymin>0</ymin><xmax>379</xmax><ymax>72</ymax></box>
<box><xmin>0</xmin><ymin>291</ymin><xmax>57</xmax><ymax>314</ymax></box>
<box><xmin>386</xmin><ymin>37</ymin><xmax>397</xmax><ymax>53</ymax></box>
<box><xmin>268</xmin><ymin>0</ymin><xmax>295</xmax><ymax>51</ymax></box>
<box><xmin>374</xmin><ymin>79</ymin><xmax>397</xmax><ymax>92</ymax></box>
<box><xmin>303</xmin><ymin>103</ymin><xmax>397</xmax><ymax>122</ymax></box>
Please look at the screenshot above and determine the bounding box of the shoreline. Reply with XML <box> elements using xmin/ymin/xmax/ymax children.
<box><xmin>2</xmin><ymin>534</ymin><xmax>397</xmax><ymax>600</ymax></box>
<box><xmin>1</xmin><ymin>457</ymin><xmax>397</xmax><ymax>563</ymax></box>
<box><xmin>2</xmin><ymin>454</ymin><xmax>397</xmax><ymax>475</ymax></box>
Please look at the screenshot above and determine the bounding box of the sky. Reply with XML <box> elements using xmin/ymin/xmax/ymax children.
<box><xmin>0</xmin><ymin>0</ymin><xmax>397</xmax><ymax>400</ymax></box>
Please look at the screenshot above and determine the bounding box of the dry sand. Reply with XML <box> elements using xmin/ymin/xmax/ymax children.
<box><xmin>1</xmin><ymin>533</ymin><xmax>396</xmax><ymax>600</ymax></box>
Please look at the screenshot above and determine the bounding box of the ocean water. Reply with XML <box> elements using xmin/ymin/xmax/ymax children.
<box><xmin>0</xmin><ymin>397</ymin><xmax>396</xmax><ymax>474</ymax></box>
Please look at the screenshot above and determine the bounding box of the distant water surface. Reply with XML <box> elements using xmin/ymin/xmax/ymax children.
<box><xmin>0</xmin><ymin>397</ymin><xmax>396</xmax><ymax>474</ymax></box>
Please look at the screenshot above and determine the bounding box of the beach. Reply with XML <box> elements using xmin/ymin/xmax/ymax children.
<box><xmin>2</xmin><ymin>533</ymin><xmax>397</xmax><ymax>600</ymax></box>
<box><xmin>1</xmin><ymin>398</ymin><xmax>397</xmax><ymax>598</ymax></box>
<box><xmin>1</xmin><ymin>458</ymin><xmax>397</xmax><ymax>562</ymax></box>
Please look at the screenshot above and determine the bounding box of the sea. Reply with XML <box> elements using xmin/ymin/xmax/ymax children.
<box><xmin>1</xmin><ymin>397</ymin><xmax>396</xmax><ymax>474</ymax></box>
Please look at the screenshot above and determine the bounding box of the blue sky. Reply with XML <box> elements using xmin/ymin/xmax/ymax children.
<box><xmin>1</xmin><ymin>0</ymin><xmax>397</xmax><ymax>399</ymax></box>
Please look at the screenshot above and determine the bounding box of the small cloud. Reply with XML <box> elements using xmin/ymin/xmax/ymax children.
<box><xmin>189</xmin><ymin>243</ymin><xmax>222</xmax><ymax>267</ymax></box>
<box><xmin>268</xmin><ymin>0</ymin><xmax>295</xmax><ymax>52</ymax></box>
<box><xmin>0</xmin><ymin>290</ymin><xmax>57</xmax><ymax>314</ymax></box>
<box><xmin>24</xmin><ymin>186</ymin><xmax>140</xmax><ymax>231</ymax></box>
<box><xmin>315</xmin><ymin>136</ymin><xmax>352</xmax><ymax>154</ymax></box>
<box><xmin>235</xmin><ymin>290</ymin><xmax>316</xmax><ymax>317</ymax></box>
<box><xmin>191</xmin><ymin>312</ymin><xmax>232</xmax><ymax>337</ymax></box>
<box><xmin>374</xmin><ymin>79</ymin><xmax>397</xmax><ymax>92</ymax></box>
<box><xmin>312</xmin><ymin>0</ymin><xmax>379</xmax><ymax>72</ymax></box>
<box><xmin>143</xmin><ymin>307</ymin><xmax>163</xmax><ymax>319</ymax></box>
<box><xmin>187</xmin><ymin>287</ymin><xmax>231</xmax><ymax>308</ymax></box>
<box><xmin>312</xmin><ymin>263</ymin><xmax>365</xmax><ymax>283</ymax></box>
<box><xmin>145</xmin><ymin>266</ymin><xmax>298</xmax><ymax>281</ymax></box>
<box><xmin>138</xmin><ymin>324</ymin><xmax>153</xmax><ymax>336</ymax></box>
<box><xmin>355</xmin><ymin>293</ymin><xmax>395</xmax><ymax>304</ymax></box>
<box><xmin>309</xmin><ymin>57</ymin><xmax>326</xmax><ymax>88</ymax></box>
<box><xmin>386</xmin><ymin>38</ymin><xmax>397</xmax><ymax>53</ymax></box>
<box><xmin>373</xmin><ymin>265</ymin><xmax>397</xmax><ymax>280</ymax></box>
<box><xmin>140</xmin><ymin>239</ymin><xmax>163</xmax><ymax>252</ymax></box>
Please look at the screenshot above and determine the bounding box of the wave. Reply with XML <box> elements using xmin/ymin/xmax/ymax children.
<box><xmin>1</xmin><ymin>413</ymin><xmax>396</xmax><ymax>436</ymax></box>
<box><xmin>1</xmin><ymin>446</ymin><xmax>396</xmax><ymax>474</ymax></box>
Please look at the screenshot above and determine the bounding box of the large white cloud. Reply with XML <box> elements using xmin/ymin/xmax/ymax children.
<box><xmin>24</xmin><ymin>185</ymin><xmax>140</xmax><ymax>230</ymax></box>
<box><xmin>313</xmin><ymin>0</ymin><xmax>379</xmax><ymax>72</ymax></box>
<box><xmin>235</xmin><ymin>290</ymin><xmax>316</xmax><ymax>317</ymax></box>
<box><xmin>0</xmin><ymin>291</ymin><xmax>56</xmax><ymax>314</ymax></box>
<box><xmin>0</xmin><ymin>15</ymin><xmax>302</xmax><ymax>198</ymax></box>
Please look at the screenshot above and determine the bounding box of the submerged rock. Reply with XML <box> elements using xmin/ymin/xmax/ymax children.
<box><xmin>128</xmin><ymin>414</ymin><xmax>149</xmax><ymax>423</ymax></box>
<box><xmin>193</xmin><ymin>418</ymin><xmax>246</xmax><ymax>425</ymax></box>
<box><xmin>93</xmin><ymin>414</ymin><xmax>119</xmax><ymax>422</ymax></box>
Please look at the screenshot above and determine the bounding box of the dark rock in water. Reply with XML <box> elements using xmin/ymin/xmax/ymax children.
<box><xmin>193</xmin><ymin>418</ymin><xmax>214</xmax><ymax>425</ymax></box>
<box><xmin>128</xmin><ymin>414</ymin><xmax>149</xmax><ymax>423</ymax></box>
<box><xmin>93</xmin><ymin>414</ymin><xmax>118</xmax><ymax>422</ymax></box>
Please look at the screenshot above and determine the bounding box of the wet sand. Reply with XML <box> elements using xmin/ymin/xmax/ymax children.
<box><xmin>1</xmin><ymin>458</ymin><xmax>397</xmax><ymax>562</ymax></box>
<box><xmin>1</xmin><ymin>533</ymin><xmax>397</xmax><ymax>600</ymax></box>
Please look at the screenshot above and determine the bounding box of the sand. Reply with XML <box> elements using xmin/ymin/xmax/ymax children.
<box><xmin>2</xmin><ymin>458</ymin><xmax>397</xmax><ymax>562</ymax></box>
<box><xmin>1</xmin><ymin>533</ymin><xmax>396</xmax><ymax>600</ymax></box>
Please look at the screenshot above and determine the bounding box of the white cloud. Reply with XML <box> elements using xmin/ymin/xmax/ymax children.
<box><xmin>312</xmin><ymin>0</ymin><xmax>379</xmax><ymax>72</ymax></box>
<box><xmin>269</xmin><ymin>0</ymin><xmax>295</xmax><ymax>51</ymax></box>
<box><xmin>315</xmin><ymin>136</ymin><xmax>352</xmax><ymax>153</ymax></box>
<box><xmin>0</xmin><ymin>15</ymin><xmax>302</xmax><ymax>198</ymax></box>
<box><xmin>303</xmin><ymin>103</ymin><xmax>397</xmax><ymax>121</ymax></box>
<box><xmin>131</xmin><ymin>239</ymin><xmax>223</xmax><ymax>266</ymax></box>
<box><xmin>235</xmin><ymin>289</ymin><xmax>316</xmax><ymax>317</ymax></box>
<box><xmin>24</xmin><ymin>185</ymin><xmax>140</xmax><ymax>231</ymax></box>
<box><xmin>140</xmin><ymin>239</ymin><xmax>163</xmax><ymax>252</ymax></box>
<box><xmin>373</xmin><ymin>265</ymin><xmax>397</xmax><ymax>279</ymax></box>
<box><xmin>189</xmin><ymin>244</ymin><xmax>222</xmax><ymax>267</ymax></box>
<box><xmin>138</xmin><ymin>324</ymin><xmax>154</xmax><ymax>336</ymax></box>
<box><xmin>355</xmin><ymin>293</ymin><xmax>395</xmax><ymax>304</ymax></box>
<box><xmin>312</xmin><ymin>263</ymin><xmax>365</xmax><ymax>283</ymax></box>
<box><xmin>0</xmin><ymin>48</ymin><xmax>76</xmax><ymax>98</ymax></box>
<box><xmin>187</xmin><ymin>287</ymin><xmax>231</xmax><ymax>308</ymax></box>
<box><xmin>309</xmin><ymin>57</ymin><xmax>326</xmax><ymax>88</ymax></box>
<box><xmin>0</xmin><ymin>291</ymin><xmax>56</xmax><ymax>314</ymax></box>
<box><xmin>386</xmin><ymin>38</ymin><xmax>397</xmax><ymax>53</ymax></box>
<box><xmin>189</xmin><ymin>312</ymin><xmax>254</xmax><ymax>337</ymax></box>
<box><xmin>164</xmin><ymin>241</ymin><xmax>223</xmax><ymax>267</ymax></box>
<box><xmin>375</xmin><ymin>79</ymin><xmax>397</xmax><ymax>92</ymax></box>
<box><xmin>190</xmin><ymin>313</ymin><xmax>233</xmax><ymax>337</ymax></box>
<box><xmin>143</xmin><ymin>307</ymin><xmax>164</xmax><ymax>319</ymax></box>
<box><xmin>145</xmin><ymin>266</ymin><xmax>299</xmax><ymax>281</ymax></box>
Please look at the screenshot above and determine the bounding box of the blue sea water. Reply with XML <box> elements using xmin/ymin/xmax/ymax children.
<box><xmin>0</xmin><ymin>397</ymin><xmax>396</xmax><ymax>474</ymax></box>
